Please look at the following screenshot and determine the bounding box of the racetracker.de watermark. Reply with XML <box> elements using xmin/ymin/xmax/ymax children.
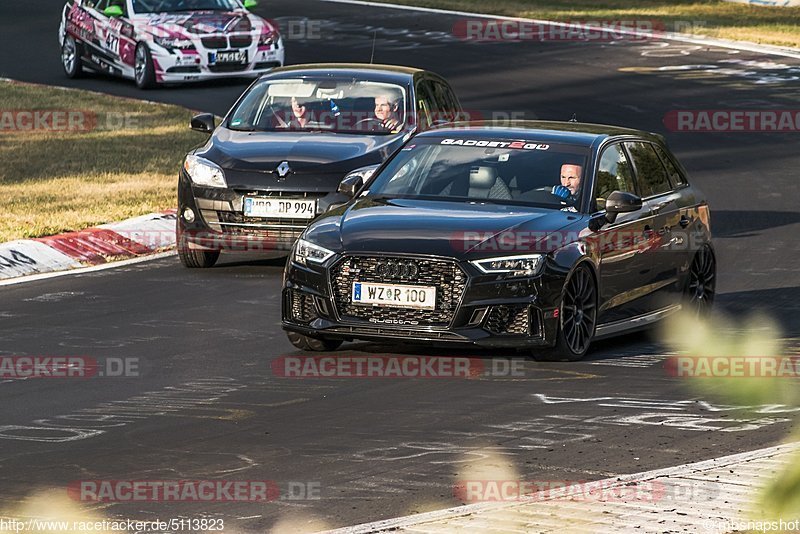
<box><xmin>454</xmin><ymin>479</ymin><xmax>668</xmax><ymax>502</ymax></box>
<box><xmin>664</xmin><ymin>110</ymin><xmax>800</xmax><ymax>132</ymax></box>
<box><xmin>666</xmin><ymin>356</ymin><xmax>800</xmax><ymax>378</ymax></box>
<box><xmin>453</xmin><ymin>19</ymin><xmax>670</xmax><ymax>42</ymax></box>
<box><xmin>455</xmin><ymin>479</ymin><xmax>721</xmax><ymax>503</ymax></box>
<box><xmin>0</xmin><ymin>110</ymin><xmax>96</xmax><ymax>133</ymax></box>
<box><xmin>68</xmin><ymin>480</ymin><xmax>321</xmax><ymax>502</ymax></box>
<box><xmin>450</xmin><ymin>229</ymin><xmax>707</xmax><ymax>255</ymax></box>
<box><xmin>271</xmin><ymin>355</ymin><xmax>525</xmax><ymax>378</ymax></box>
<box><xmin>0</xmin><ymin>356</ymin><xmax>140</xmax><ymax>379</ymax></box>
<box><xmin>0</xmin><ymin>110</ymin><xmax>157</xmax><ymax>133</ymax></box>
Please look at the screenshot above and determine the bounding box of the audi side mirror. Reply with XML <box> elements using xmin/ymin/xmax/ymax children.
<box><xmin>606</xmin><ymin>191</ymin><xmax>643</xmax><ymax>214</ymax></box>
<box><xmin>597</xmin><ymin>191</ymin><xmax>643</xmax><ymax>226</ymax></box>
<box><xmin>190</xmin><ymin>113</ymin><xmax>215</xmax><ymax>134</ymax></box>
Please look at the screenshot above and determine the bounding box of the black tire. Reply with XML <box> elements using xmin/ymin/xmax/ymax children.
<box><xmin>685</xmin><ymin>245</ymin><xmax>716</xmax><ymax>317</ymax></box>
<box><xmin>286</xmin><ymin>331</ymin><xmax>343</xmax><ymax>352</ymax></box>
<box><xmin>178</xmin><ymin>246</ymin><xmax>220</xmax><ymax>268</ymax></box>
<box><xmin>533</xmin><ymin>264</ymin><xmax>597</xmax><ymax>362</ymax></box>
<box><xmin>134</xmin><ymin>43</ymin><xmax>157</xmax><ymax>89</ymax></box>
<box><xmin>62</xmin><ymin>35</ymin><xmax>84</xmax><ymax>78</ymax></box>
<box><xmin>177</xmin><ymin>222</ymin><xmax>219</xmax><ymax>268</ymax></box>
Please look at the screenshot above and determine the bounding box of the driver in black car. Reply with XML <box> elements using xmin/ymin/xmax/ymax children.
<box><xmin>373</xmin><ymin>94</ymin><xmax>402</xmax><ymax>131</ymax></box>
<box><xmin>552</xmin><ymin>163</ymin><xmax>583</xmax><ymax>208</ymax></box>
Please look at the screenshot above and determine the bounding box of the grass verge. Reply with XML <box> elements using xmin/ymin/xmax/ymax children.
<box><xmin>368</xmin><ymin>0</ymin><xmax>800</xmax><ymax>49</ymax></box>
<box><xmin>0</xmin><ymin>80</ymin><xmax>201</xmax><ymax>242</ymax></box>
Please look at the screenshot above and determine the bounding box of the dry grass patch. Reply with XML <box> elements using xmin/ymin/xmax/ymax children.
<box><xmin>0</xmin><ymin>80</ymin><xmax>201</xmax><ymax>241</ymax></box>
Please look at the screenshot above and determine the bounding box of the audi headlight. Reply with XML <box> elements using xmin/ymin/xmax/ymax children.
<box><xmin>471</xmin><ymin>254</ymin><xmax>544</xmax><ymax>277</ymax></box>
<box><xmin>153</xmin><ymin>36</ymin><xmax>194</xmax><ymax>50</ymax></box>
<box><xmin>293</xmin><ymin>238</ymin><xmax>335</xmax><ymax>266</ymax></box>
<box><xmin>184</xmin><ymin>155</ymin><xmax>227</xmax><ymax>188</ymax></box>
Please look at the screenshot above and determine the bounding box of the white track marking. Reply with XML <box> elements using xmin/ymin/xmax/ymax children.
<box><xmin>320</xmin><ymin>0</ymin><xmax>800</xmax><ymax>59</ymax></box>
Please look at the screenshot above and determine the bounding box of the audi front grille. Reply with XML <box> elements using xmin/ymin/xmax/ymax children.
<box><xmin>330</xmin><ymin>256</ymin><xmax>467</xmax><ymax>328</ymax></box>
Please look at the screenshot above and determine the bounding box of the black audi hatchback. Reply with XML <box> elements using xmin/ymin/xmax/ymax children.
<box><xmin>281</xmin><ymin>121</ymin><xmax>715</xmax><ymax>360</ymax></box>
<box><xmin>177</xmin><ymin>63</ymin><xmax>462</xmax><ymax>268</ymax></box>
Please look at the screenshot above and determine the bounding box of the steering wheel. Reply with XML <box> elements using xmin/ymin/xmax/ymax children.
<box><xmin>354</xmin><ymin>117</ymin><xmax>387</xmax><ymax>129</ymax></box>
<box><xmin>532</xmin><ymin>186</ymin><xmax>572</xmax><ymax>198</ymax></box>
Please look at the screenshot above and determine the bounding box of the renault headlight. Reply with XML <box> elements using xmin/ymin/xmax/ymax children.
<box><xmin>184</xmin><ymin>155</ymin><xmax>227</xmax><ymax>188</ymax></box>
<box><xmin>471</xmin><ymin>254</ymin><xmax>544</xmax><ymax>277</ymax></box>
<box><xmin>293</xmin><ymin>238</ymin><xmax>335</xmax><ymax>266</ymax></box>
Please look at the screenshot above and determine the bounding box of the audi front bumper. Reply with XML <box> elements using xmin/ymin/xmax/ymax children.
<box><xmin>281</xmin><ymin>252</ymin><xmax>568</xmax><ymax>349</ymax></box>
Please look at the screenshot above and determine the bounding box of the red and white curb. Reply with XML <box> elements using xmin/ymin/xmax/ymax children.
<box><xmin>0</xmin><ymin>210</ymin><xmax>176</xmax><ymax>281</ymax></box>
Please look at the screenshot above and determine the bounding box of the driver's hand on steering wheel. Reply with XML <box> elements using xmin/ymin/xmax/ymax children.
<box><xmin>551</xmin><ymin>185</ymin><xmax>571</xmax><ymax>200</ymax></box>
<box><xmin>381</xmin><ymin>118</ymin><xmax>401</xmax><ymax>131</ymax></box>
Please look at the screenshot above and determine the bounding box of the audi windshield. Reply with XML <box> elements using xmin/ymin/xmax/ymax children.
<box><xmin>364</xmin><ymin>137</ymin><xmax>590</xmax><ymax>209</ymax></box>
<box><xmin>227</xmin><ymin>78</ymin><xmax>407</xmax><ymax>134</ymax></box>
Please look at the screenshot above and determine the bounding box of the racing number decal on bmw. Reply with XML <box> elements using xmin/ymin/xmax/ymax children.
<box><xmin>105</xmin><ymin>32</ymin><xmax>119</xmax><ymax>55</ymax></box>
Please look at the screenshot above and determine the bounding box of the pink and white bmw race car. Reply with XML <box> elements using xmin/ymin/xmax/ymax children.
<box><xmin>58</xmin><ymin>0</ymin><xmax>285</xmax><ymax>89</ymax></box>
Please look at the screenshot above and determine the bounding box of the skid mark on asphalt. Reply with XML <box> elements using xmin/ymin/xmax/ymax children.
<box><xmin>531</xmin><ymin>394</ymin><xmax>798</xmax><ymax>432</ymax></box>
<box><xmin>437</xmin><ymin>416</ymin><xmax>610</xmax><ymax>451</ymax></box>
<box><xmin>473</xmin><ymin>367</ymin><xmax>600</xmax><ymax>381</ymax></box>
<box><xmin>352</xmin><ymin>442</ymin><xmax>514</xmax><ymax>464</ymax></box>
<box><xmin>273</xmin><ymin>15</ymin><xmax>462</xmax><ymax>50</ymax></box>
<box><xmin>0</xmin><ymin>378</ymin><xmax>247</xmax><ymax>442</ymax></box>
<box><xmin>635</xmin><ymin>41</ymin><xmax>740</xmax><ymax>58</ymax></box>
<box><xmin>589</xmin><ymin>353</ymin><xmax>673</xmax><ymax>368</ymax></box>
<box><xmin>22</xmin><ymin>291</ymin><xmax>85</xmax><ymax>302</ymax></box>
<box><xmin>621</xmin><ymin>58</ymin><xmax>800</xmax><ymax>90</ymax></box>
<box><xmin>218</xmin><ymin>398</ymin><xmax>311</xmax><ymax>408</ymax></box>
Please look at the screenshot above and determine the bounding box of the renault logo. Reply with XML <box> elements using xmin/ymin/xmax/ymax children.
<box><xmin>275</xmin><ymin>161</ymin><xmax>292</xmax><ymax>178</ymax></box>
<box><xmin>375</xmin><ymin>260</ymin><xmax>419</xmax><ymax>279</ymax></box>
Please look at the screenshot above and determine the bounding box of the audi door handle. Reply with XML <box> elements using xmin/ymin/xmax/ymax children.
<box><xmin>679</xmin><ymin>216</ymin><xmax>691</xmax><ymax>228</ymax></box>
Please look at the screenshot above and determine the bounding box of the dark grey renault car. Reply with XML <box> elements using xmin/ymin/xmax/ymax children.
<box><xmin>281</xmin><ymin>121</ymin><xmax>715</xmax><ymax>360</ymax></box>
<box><xmin>177</xmin><ymin>63</ymin><xmax>462</xmax><ymax>267</ymax></box>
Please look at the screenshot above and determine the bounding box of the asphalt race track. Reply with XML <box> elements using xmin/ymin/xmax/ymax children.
<box><xmin>1</xmin><ymin>0</ymin><xmax>800</xmax><ymax>531</ymax></box>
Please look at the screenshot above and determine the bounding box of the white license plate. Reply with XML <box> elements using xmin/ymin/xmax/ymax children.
<box><xmin>352</xmin><ymin>282</ymin><xmax>436</xmax><ymax>310</ymax></box>
<box><xmin>243</xmin><ymin>197</ymin><xmax>315</xmax><ymax>219</ymax></box>
<box><xmin>211</xmin><ymin>50</ymin><xmax>247</xmax><ymax>64</ymax></box>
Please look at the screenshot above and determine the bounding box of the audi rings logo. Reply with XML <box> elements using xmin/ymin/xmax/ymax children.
<box><xmin>375</xmin><ymin>260</ymin><xmax>419</xmax><ymax>279</ymax></box>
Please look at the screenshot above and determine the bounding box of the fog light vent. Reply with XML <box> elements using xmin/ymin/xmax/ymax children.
<box><xmin>290</xmin><ymin>290</ymin><xmax>317</xmax><ymax>324</ymax></box>
<box><xmin>486</xmin><ymin>305</ymin><xmax>530</xmax><ymax>335</ymax></box>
